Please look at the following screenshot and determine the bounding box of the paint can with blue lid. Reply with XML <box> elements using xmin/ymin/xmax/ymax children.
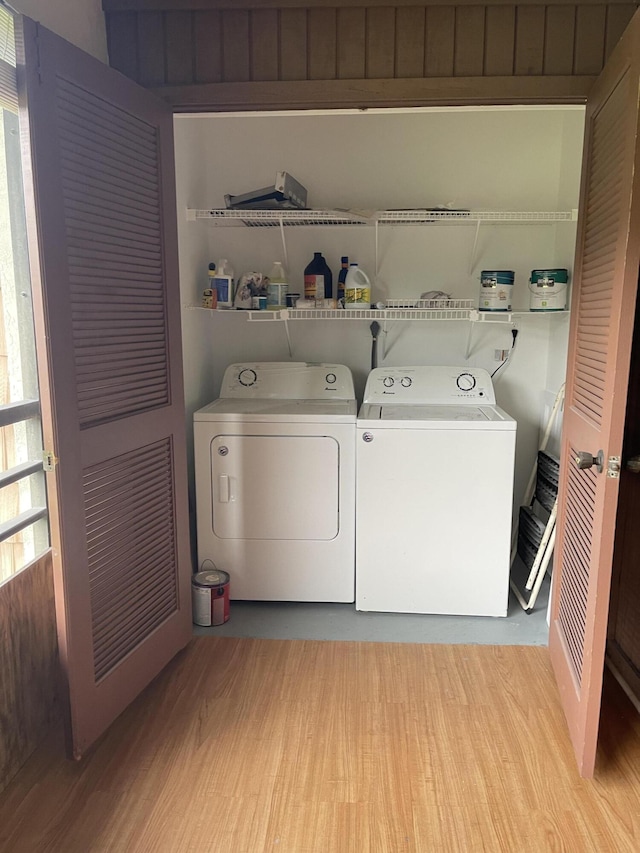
<box><xmin>479</xmin><ymin>270</ymin><xmax>514</xmax><ymax>311</ymax></box>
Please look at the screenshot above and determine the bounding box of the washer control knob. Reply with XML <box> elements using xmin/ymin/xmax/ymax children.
<box><xmin>362</xmin><ymin>432</ymin><xmax>374</xmax><ymax>443</ymax></box>
<box><xmin>218</xmin><ymin>446</ymin><xmax>229</xmax><ymax>456</ymax></box>
<box><xmin>383</xmin><ymin>376</ymin><xmax>395</xmax><ymax>388</ymax></box>
<box><xmin>326</xmin><ymin>373</ymin><xmax>337</xmax><ymax>384</ymax></box>
<box><xmin>456</xmin><ymin>372</ymin><xmax>476</xmax><ymax>391</ymax></box>
<box><xmin>239</xmin><ymin>368</ymin><xmax>257</xmax><ymax>387</ymax></box>
<box><xmin>401</xmin><ymin>377</ymin><xmax>412</xmax><ymax>387</ymax></box>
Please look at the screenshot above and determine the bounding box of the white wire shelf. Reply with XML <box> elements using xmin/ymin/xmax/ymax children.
<box><xmin>285</xmin><ymin>298</ymin><xmax>475</xmax><ymax>321</ymax></box>
<box><xmin>186</xmin><ymin>209</ymin><xmax>368</xmax><ymax>226</ymax></box>
<box><xmin>283</xmin><ymin>308</ymin><xmax>472</xmax><ymax>320</ymax></box>
<box><xmin>385</xmin><ymin>298</ymin><xmax>473</xmax><ymax>309</ymax></box>
<box><xmin>186</xmin><ymin>208</ymin><xmax>578</xmax><ymax>226</ymax></box>
<box><xmin>471</xmin><ymin>309</ymin><xmax>571</xmax><ymax>323</ymax></box>
<box><xmin>186</xmin><ymin>304</ymin><xmax>570</xmax><ymax>323</ymax></box>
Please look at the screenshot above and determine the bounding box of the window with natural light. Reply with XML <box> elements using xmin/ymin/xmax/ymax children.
<box><xmin>0</xmin><ymin>9</ymin><xmax>48</xmax><ymax>583</ymax></box>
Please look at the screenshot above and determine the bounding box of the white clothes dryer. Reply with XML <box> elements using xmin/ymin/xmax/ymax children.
<box><xmin>194</xmin><ymin>362</ymin><xmax>356</xmax><ymax>602</ymax></box>
<box><xmin>356</xmin><ymin>366</ymin><xmax>516</xmax><ymax>617</ymax></box>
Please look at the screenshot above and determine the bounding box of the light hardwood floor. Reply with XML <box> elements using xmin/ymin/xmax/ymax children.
<box><xmin>1</xmin><ymin>639</ymin><xmax>639</xmax><ymax>852</ymax></box>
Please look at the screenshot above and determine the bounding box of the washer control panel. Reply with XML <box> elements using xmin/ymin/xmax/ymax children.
<box><xmin>456</xmin><ymin>372</ymin><xmax>476</xmax><ymax>392</ymax></box>
<box><xmin>363</xmin><ymin>366</ymin><xmax>496</xmax><ymax>405</ymax></box>
<box><xmin>221</xmin><ymin>362</ymin><xmax>355</xmax><ymax>400</ymax></box>
<box><xmin>238</xmin><ymin>368</ymin><xmax>257</xmax><ymax>387</ymax></box>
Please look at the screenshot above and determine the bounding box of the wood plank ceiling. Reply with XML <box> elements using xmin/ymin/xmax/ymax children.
<box><xmin>102</xmin><ymin>1</ymin><xmax>639</xmax><ymax>109</ymax></box>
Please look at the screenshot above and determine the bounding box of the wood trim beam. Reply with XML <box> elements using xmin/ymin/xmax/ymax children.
<box><xmin>153</xmin><ymin>76</ymin><xmax>594</xmax><ymax>111</ymax></box>
<box><xmin>103</xmin><ymin>0</ymin><xmax>638</xmax><ymax>11</ymax></box>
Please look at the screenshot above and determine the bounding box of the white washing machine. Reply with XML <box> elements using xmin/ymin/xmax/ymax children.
<box><xmin>194</xmin><ymin>362</ymin><xmax>356</xmax><ymax>602</ymax></box>
<box><xmin>356</xmin><ymin>366</ymin><xmax>517</xmax><ymax>617</ymax></box>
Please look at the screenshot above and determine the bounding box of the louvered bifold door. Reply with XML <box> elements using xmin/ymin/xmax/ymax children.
<box><xmin>16</xmin><ymin>17</ymin><xmax>191</xmax><ymax>758</ymax></box>
<box><xmin>549</xmin><ymin>9</ymin><xmax>640</xmax><ymax>779</ymax></box>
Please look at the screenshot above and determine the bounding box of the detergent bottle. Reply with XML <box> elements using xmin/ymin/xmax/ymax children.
<box><xmin>267</xmin><ymin>261</ymin><xmax>288</xmax><ymax>309</ymax></box>
<box><xmin>344</xmin><ymin>263</ymin><xmax>371</xmax><ymax>309</ymax></box>
<box><xmin>214</xmin><ymin>258</ymin><xmax>235</xmax><ymax>308</ymax></box>
<box><xmin>304</xmin><ymin>252</ymin><xmax>333</xmax><ymax>300</ymax></box>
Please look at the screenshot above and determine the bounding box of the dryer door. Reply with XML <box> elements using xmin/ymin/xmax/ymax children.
<box><xmin>211</xmin><ymin>434</ymin><xmax>339</xmax><ymax>540</ymax></box>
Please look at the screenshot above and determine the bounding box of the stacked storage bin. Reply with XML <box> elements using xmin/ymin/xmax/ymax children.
<box><xmin>511</xmin><ymin>451</ymin><xmax>560</xmax><ymax>611</ymax></box>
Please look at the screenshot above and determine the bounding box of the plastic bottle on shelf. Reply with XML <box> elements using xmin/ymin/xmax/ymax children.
<box><xmin>267</xmin><ymin>261</ymin><xmax>288</xmax><ymax>309</ymax></box>
<box><xmin>202</xmin><ymin>262</ymin><xmax>217</xmax><ymax>308</ymax></box>
<box><xmin>214</xmin><ymin>258</ymin><xmax>235</xmax><ymax>308</ymax></box>
<box><xmin>344</xmin><ymin>263</ymin><xmax>371</xmax><ymax>309</ymax></box>
<box><xmin>337</xmin><ymin>256</ymin><xmax>349</xmax><ymax>302</ymax></box>
<box><xmin>304</xmin><ymin>252</ymin><xmax>333</xmax><ymax>301</ymax></box>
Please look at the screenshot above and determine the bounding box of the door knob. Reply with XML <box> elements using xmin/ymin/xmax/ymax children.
<box><xmin>574</xmin><ymin>450</ymin><xmax>604</xmax><ymax>473</ymax></box>
<box><xmin>626</xmin><ymin>455</ymin><xmax>640</xmax><ymax>474</ymax></box>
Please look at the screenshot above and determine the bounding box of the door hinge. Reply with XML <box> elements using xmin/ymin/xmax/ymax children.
<box><xmin>43</xmin><ymin>450</ymin><xmax>58</xmax><ymax>472</ymax></box>
<box><xmin>607</xmin><ymin>456</ymin><xmax>621</xmax><ymax>479</ymax></box>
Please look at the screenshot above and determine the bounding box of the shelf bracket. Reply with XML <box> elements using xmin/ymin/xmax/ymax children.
<box><xmin>469</xmin><ymin>219</ymin><xmax>482</xmax><ymax>275</ymax></box>
<box><xmin>279</xmin><ymin>215</ymin><xmax>289</xmax><ymax>270</ymax></box>
<box><xmin>381</xmin><ymin>318</ymin><xmax>408</xmax><ymax>360</ymax></box>
<box><xmin>283</xmin><ymin>312</ymin><xmax>293</xmax><ymax>358</ymax></box>
<box><xmin>380</xmin><ymin>317</ymin><xmax>388</xmax><ymax>361</ymax></box>
<box><xmin>465</xmin><ymin>322</ymin><xmax>476</xmax><ymax>361</ymax></box>
<box><xmin>374</xmin><ymin>219</ymin><xmax>380</xmax><ymax>280</ymax></box>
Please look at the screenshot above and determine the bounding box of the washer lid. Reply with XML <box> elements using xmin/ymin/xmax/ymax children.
<box><xmin>195</xmin><ymin>398</ymin><xmax>357</xmax><ymax>423</ymax></box>
<box><xmin>380</xmin><ymin>404</ymin><xmax>490</xmax><ymax>421</ymax></box>
<box><xmin>358</xmin><ymin>402</ymin><xmax>516</xmax><ymax>430</ymax></box>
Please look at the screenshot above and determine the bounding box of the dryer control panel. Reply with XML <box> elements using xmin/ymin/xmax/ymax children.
<box><xmin>220</xmin><ymin>362</ymin><xmax>355</xmax><ymax>400</ymax></box>
<box><xmin>363</xmin><ymin>366</ymin><xmax>496</xmax><ymax>405</ymax></box>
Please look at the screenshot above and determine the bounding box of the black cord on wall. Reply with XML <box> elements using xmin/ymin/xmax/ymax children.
<box><xmin>491</xmin><ymin>328</ymin><xmax>519</xmax><ymax>379</ymax></box>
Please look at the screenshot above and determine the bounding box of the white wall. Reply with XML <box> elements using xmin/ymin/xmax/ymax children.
<box><xmin>179</xmin><ymin>108</ymin><xmax>580</xmax><ymax>307</ymax></box>
<box><xmin>175</xmin><ymin>107</ymin><xmax>585</xmax><ymax>531</ymax></box>
<box><xmin>11</xmin><ymin>0</ymin><xmax>107</xmax><ymax>61</ymax></box>
<box><xmin>544</xmin><ymin>109</ymin><xmax>586</xmax><ymax>456</ymax></box>
<box><xmin>175</xmin><ymin>119</ymin><xmax>219</xmax><ymax>554</ymax></box>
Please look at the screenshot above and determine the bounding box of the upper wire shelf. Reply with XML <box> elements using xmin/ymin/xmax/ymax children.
<box><xmin>186</xmin><ymin>209</ymin><xmax>578</xmax><ymax>227</ymax></box>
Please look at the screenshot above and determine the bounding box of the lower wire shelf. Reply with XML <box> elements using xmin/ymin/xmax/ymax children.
<box><xmin>186</xmin><ymin>304</ymin><xmax>570</xmax><ymax>324</ymax></box>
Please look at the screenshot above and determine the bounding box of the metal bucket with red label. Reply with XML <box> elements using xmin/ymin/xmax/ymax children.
<box><xmin>192</xmin><ymin>567</ymin><xmax>230</xmax><ymax>627</ymax></box>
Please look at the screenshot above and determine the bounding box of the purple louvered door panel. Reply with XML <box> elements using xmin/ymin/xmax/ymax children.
<box><xmin>549</xmin><ymin>9</ymin><xmax>640</xmax><ymax>778</ymax></box>
<box><xmin>85</xmin><ymin>439</ymin><xmax>178</xmax><ymax>681</ymax></box>
<box><xmin>18</xmin><ymin>17</ymin><xmax>191</xmax><ymax>759</ymax></box>
<box><xmin>57</xmin><ymin>76</ymin><xmax>171</xmax><ymax>427</ymax></box>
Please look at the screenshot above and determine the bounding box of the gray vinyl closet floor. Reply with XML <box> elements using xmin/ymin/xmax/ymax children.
<box><xmin>194</xmin><ymin>575</ymin><xmax>550</xmax><ymax>646</ymax></box>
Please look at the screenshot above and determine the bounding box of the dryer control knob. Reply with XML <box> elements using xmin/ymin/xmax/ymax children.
<box><xmin>362</xmin><ymin>432</ymin><xmax>374</xmax><ymax>443</ymax></box>
<box><xmin>401</xmin><ymin>377</ymin><xmax>412</xmax><ymax>387</ymax></box>
<box><xmin>456</xmin><ymin>372</ymin><xmax>476</xmax><ymax>391</ymax></box>
<box><xmin>326</xmin><ymin>373</ymin><xmax>337</xmax><ymax>384</ymax></box>
<box><xmin>239</xmin><ymin>368</ymin><xmax>257</xmax><ymax>387</ymax></box>
<box><xmin>383</xmin><ymin>377</ymin><xmax>395</xmax><ymax>387</ymax></box>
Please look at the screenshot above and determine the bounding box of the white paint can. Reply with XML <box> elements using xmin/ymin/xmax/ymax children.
<box><xmin>529</xmin><ymin>269</ymin><xmax>568</xmax><ymax>312</ymax></box>
<box><xmin>479</xmin><ymin>271</ymin><xmax>514</xmax><ymax>312</ymax></box>
<box><xmin>192</xmin><ymin>568</ymin><xmax>230</xmax><ymax>627</ymax></box>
